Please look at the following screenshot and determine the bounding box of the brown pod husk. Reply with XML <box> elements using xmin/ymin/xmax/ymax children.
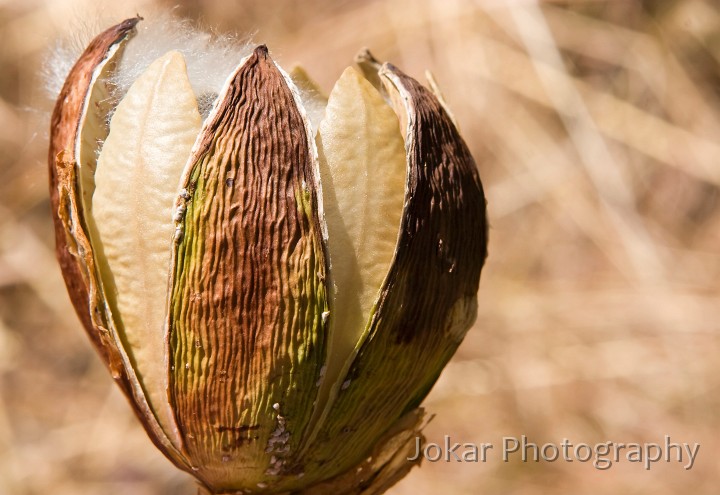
<box><xmin>49</xmin><ymin>17</ymin><xmax>139</xmax><ymax>387</ymax></box>
<box><xmin>168</xmin><ymin>46</ymin><xmax>329</xmax><ymax>490</ymax></box>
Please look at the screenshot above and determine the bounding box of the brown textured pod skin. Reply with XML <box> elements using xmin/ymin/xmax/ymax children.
<box><xmin>48</xmin><ymin>17</ymin><xmax>191</xmax><ymax>473</ymax></box>
<box><xmin>195</xmin><ymin>408</ymin><xmax>426</xmax><ymax>495</ymax></box>
<box><xmin>168</xmin><ymin>46</ymin><xmax>329</xmax><ymax>491</ymax></box>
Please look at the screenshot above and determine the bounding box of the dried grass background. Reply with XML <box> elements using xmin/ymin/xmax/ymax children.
<box><xmin>1</xmin><ymin>0</ymin><xmax>719</xmax><ymax>494</ymax></box>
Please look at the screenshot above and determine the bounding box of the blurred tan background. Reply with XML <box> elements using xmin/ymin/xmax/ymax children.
<box><xmin>1</xmin><ymin>0</ymin><xmax>719</xmax><ymax>493</ymax></box>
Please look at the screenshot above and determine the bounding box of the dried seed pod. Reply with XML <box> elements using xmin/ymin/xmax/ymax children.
<box><xmin>49</xmin><ymin>17</ymin><xmax>487</xmax><ymax>495</ymax></box>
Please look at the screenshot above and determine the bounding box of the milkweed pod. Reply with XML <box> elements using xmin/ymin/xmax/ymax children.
<box><xmin>49</xmin><ymin>17</ymin><xmax>488</xmax><ymax>494</ymax></box>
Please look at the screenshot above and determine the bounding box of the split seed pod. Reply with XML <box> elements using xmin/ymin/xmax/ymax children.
<box><xmin>49</xmin><ymin>17</ymin><xmax>487</xmax><ymax>495</ymax></box>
